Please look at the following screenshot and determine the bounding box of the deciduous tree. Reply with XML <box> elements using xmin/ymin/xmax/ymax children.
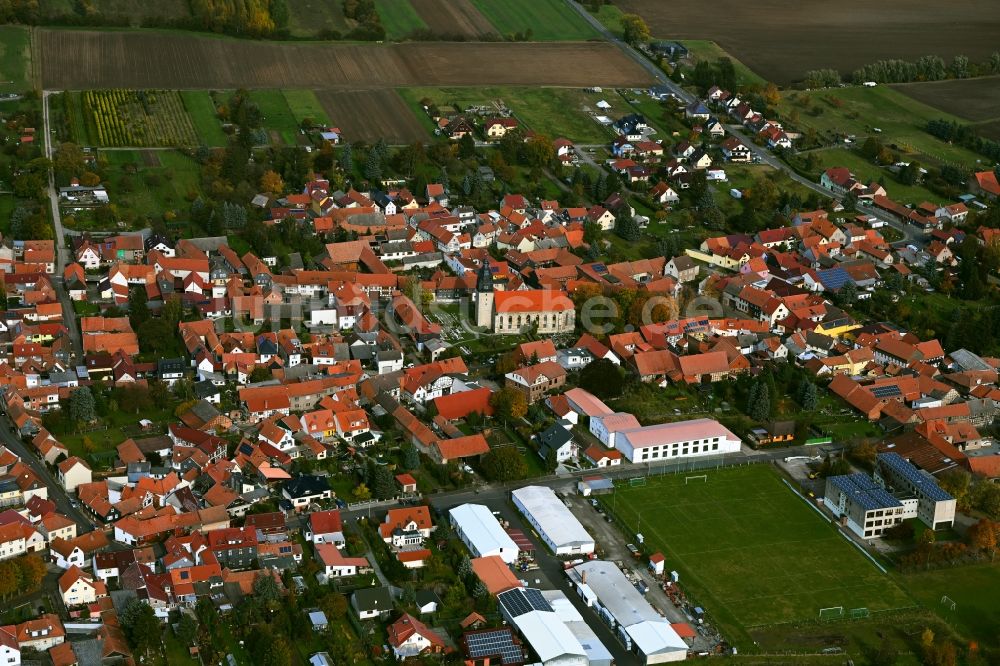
<box><xmin>620</xmin><ymin>14</ymin><xmax>650</xmax><ymax>45</ymax></box>
<box><xmin>481</xmin><ymin>447</ymin><xmax>528</xmax><ymax>482</ymax></box>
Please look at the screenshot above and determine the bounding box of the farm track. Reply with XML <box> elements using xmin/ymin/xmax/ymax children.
<box><xmin>38</xmin><ymin>29</ymin><xmax>652</xmax><ymax>90</ymax></box>
<box><xmin>616</xmin><ymin>0</ymin><xmax>1000</xmax><ymax>83</ymax></box>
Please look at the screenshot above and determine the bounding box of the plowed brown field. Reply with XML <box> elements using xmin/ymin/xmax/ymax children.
<box><xmin>316</xmin><ymin>89</ymin><xmax>429</xmax><ymax>143</ymax></box>
<box><xmin>39</xmin><ymin>29</ymin><xmax>652</xmax><ymax>90</ymax></box>
<box><xmin>411</xmin><ymin>0</ymin><xmax>495</xmax><ymax>37</ymax></box>
<box><xmin>616</xmin><ymin>0</ymin><xmax>1000</xmax><ymax>84</ymax></box>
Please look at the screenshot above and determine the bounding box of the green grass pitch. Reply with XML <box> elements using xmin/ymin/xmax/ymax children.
<box><xmin>604</xmin><ymin>465</ymin><xmax>913</xmax><ymax>644</ymax></box>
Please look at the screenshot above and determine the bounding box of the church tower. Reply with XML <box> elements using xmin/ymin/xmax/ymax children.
<box><xmin>475</xmin><ymin>259</ymin><xmax>494</xmax><ymax>330</ymax></box>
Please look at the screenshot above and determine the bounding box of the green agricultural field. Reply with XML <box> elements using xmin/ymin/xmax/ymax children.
<box><xmin>775</xmin><ymin>86</ymin><xmax>985</xmax><ymax>168</ymax></box>
<box><xmin>680</xmin><ymin>39</ymin><xmax>767</xmax><ymax>88</ymax></box>
<box><xmin>399</xmin><ymin>86</ymin><xmax>613</xmax><ymax>144</ymax></box>
<box><xmin>588</xmin><ymin>3</ymin><xmax>625</xmax><ymax>37</ymax></box>
<box><xmin>0</xmin><ymin>26</ymin><xmax>31</xmax><ymax>92</ymax></box>
<box><xmin>602</xmin><ymin>466</ymin><xmax>913</xmax><ymax>647</ymax></box>
<box><xmin>247</xmin><ymin>90</ymin><xmax>301</xmax><ymax>145</ymax></box>
<box><xmin>804</xmin><ymin>147</ymin><xmax>943</xmax><ymax>206</ymax></box>
<box><xmin>375</xmin><ymin>0</ymin><xmax>427</xmax><ymax>39</ymax></box>
<box><xmin>900</xmin><ymin>563</ymin><xmax>1000</xmax><ymax>650</ymax></box>
<box><xmin>286</xmin><ymin>0</ymin><xmax>351</xmax><ymax>37</ymax></box>
<box><xmin>180</xmin><ymin>90</ymin><xmax>229</xmax><ymax>146</ymax></box>
<box><xmin>470</xmin><ymin>0</ymin><xmax>598</xmax><ymax>41</ymax></box>
<box><xmin>282</xmin><ymin>89</ymin><xmax>330</xmax><ymax>126</ymax></box>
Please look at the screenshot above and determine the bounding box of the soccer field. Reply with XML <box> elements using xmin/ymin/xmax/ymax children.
<box><xmin>605</xmin><ymin>466</ymin><xmax>913</xmax><ymax>643</ymax></box>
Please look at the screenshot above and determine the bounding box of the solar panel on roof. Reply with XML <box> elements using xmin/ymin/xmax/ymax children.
<box><xmin>592</xmin><ymin>263</ymin><xmax>607</xmax><ymax>273</ymax></box>
<box><xmin>870</xmin><ymin>385</ymin><xmax>902</xmax><ymax>399</ymax></box>
<box><xmin>498</xmin><ymin>587</ymin><xmax>551</xmax><ymax>618</ymax></box>
<box><xmin>879</xmin><ymin>452</ymin><xmax>953</xmax><ymax>502</ymax></box>
<box><xmin>465</xmin><ymin>630</ymin><xmax>524</xmax><ymax>664</ymax></box>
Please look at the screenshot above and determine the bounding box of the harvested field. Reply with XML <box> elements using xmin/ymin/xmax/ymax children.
<box><xmin>39</xmin><ymin>29</ymin><xmax>651</xmax><ymax>89</ymax></box>
<box><xmin>410</xmin><ymin>0</ymin><xmax>495</xmax><ymax>38</ymax></box>
<box><xmin>976</xmin><ymin>120</ymin><xmax>1000</xmax><ymax>141</ymax></box>
<box><xmin>316</xmin><ymin>89</ymin><xmax>427</xmax><ymax>143</ymax></box>
<box><xmin>893</xmin><ymin>76</ymin><xmax>1000</xmax><ymax>122</ymax></box>
<box><xmin>617</xmin><ymin>0</ymin><xmax>1000</xmax><ymax>84</ymax></box>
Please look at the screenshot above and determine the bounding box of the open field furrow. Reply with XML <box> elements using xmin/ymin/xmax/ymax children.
<box><xmin>617</xmin><ymin>0</ymin><xmax>1000</xmax><ymax>84</ymax></box>
<box><xmin>893</xmin><ymin>76</ymin><xmax>1000</xmax><ymax>122</ymax></box>
<box><xmin>39</xmin><ymin>29</ymin><xmax>651</xmax><ymax>90</ymax></box>
<box><xmin>315</xmin><ymin>89</ymin><xmax>428</xmax><ymax>144</ymax></box>
<box><xmin>410</xmin><ymin>0</ymin><xmax>495</xmax><ymax>37</ymax></box>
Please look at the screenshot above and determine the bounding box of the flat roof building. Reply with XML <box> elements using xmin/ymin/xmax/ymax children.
<box><xmin>511</xmin><ymin>486</ymin><xmax>595</xmax><ymax>556</ymax></box>
<box><xmin>824</xmin><ymin>473</ymin><xmax>908</xmax><ymax>539</ymax></box>
<box><xmin>450</xmin><ymin>503</ymin><xmax>520</xmax><ymax>564</ymax></box>
<box><xmin>566</xmin><ymin>561</ymin><xmax>687</xmax><ymax>664</ymax></box>
<box><xmin>615</xmin><ymin>418</ymin><xmax>741</xmax><ymax>463</ymax></box>
<box><xmin>876</xmin><ymin>452</ymin><xmax>956</xmax><ymax>530</ymax></box>
<box><xmin>825</xmin><ymin>453</ymin><xmax>957</xmax><ymax>539</ymax></box>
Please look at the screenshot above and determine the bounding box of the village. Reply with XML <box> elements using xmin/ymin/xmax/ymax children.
<box><xmin>0</xmin><ymin>1</ymin><xmax>998</xmax><ymax>662</ymax></box>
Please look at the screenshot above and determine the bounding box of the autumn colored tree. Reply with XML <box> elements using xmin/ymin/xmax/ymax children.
<box><xmin>489</xmin><ymin>387</ymin><xmax>528</xmax><ymax>422</ymax></box>
<box><xmin>0</xmin><ymin>560</ymin><xmax>22</xmax><ymax>597</ymax></box>
<box><xmin>967</xmin><ymin>519</ymin><xmax>998</xmax><ymax>560</ymax></box>
<box><xmin>17</xmin><ymin>554</ymin><xmax>46</xmax><ymax>591</ymax></box>
<box><xmin>259</xmin><ymin>170</ymin><xmax>285</xmax><ymax>197</ymax></box>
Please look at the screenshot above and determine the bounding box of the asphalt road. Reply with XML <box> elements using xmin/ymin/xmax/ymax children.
<box><xmin>0</xmin><ymin>416</ymin><xmax>96</xmax><ymax>532</ymax></box>
<box><xmin>41</xmin><ymin>91</ymin><xmax>70</xmax><ymax>275</ymax></box>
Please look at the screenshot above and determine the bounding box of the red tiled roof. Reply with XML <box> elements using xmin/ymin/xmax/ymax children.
<box><xmin>435</xmin><ymin>434</ymin><xmax>490</xmax><ymax>460</ymax></box>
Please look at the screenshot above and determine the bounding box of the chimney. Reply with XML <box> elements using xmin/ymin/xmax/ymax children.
<box><xmin>581</xmin><ymin>570</ymin><xmax>587</xmax><ymax>584</ymax></box>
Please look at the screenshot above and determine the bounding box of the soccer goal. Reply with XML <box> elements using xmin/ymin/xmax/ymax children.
<box><xmin>849</xmin><ymin>608</ymin><xmax>870</xmax><ymax>620</ymax></box>
<box><xmin>629</xmin><ymin>477</ymin><xmax>647</xmax><ymax>487</ymax></box>
<box><xmin>685</xmin><ymin>475</ymin><xmax>707</xmax><ymax>484</ymax></box>
<box><xmin>941</xmin><ymin>596</ymin><xmax>957</xmax><ymax>611</ymax></box>
<box><xmin>818</xmin><ymin>606</ymin><xmax>844</xmax><ymax>621</ymax></box>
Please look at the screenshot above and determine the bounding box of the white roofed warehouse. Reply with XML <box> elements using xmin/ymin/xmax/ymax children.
<box><xmin>511</xmin><ymin>486</ymin><xmax>595</xmax><ymax>556</ymax></box>
<box><xmin>615</xmin><ymin>418</ymin><xmax>741</xmax><ymax>463</ymax></box>
<box><xmin>449</xmin><ymin>503</ymin><xmax>520</xmax><ymax>564</ymax></box>
<box><xmin>566</xmin><ymin>560</ymin><xmax>688</xmax><ymax>664</ymax></box>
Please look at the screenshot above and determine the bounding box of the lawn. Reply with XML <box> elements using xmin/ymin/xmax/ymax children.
<box><xmin>399</xmin><ymin>86</ymin><xmax>614</xmax><ymax>144</ymax></box>
<box><xmin>282</xmin><ymin>89</ymin><xmax>330</xmax><ymax>126</ymax></box>
<box><xmin>180</xmin><ymin>90</ymin><xmax>229</xmax><ymax>146</ymax></box>
<box><xmin>602</xmin><ymin>465</ymin><xmax>914</xmax><ymax>648</ymax></box>
<box><xmin>98</xmin><ymin>149</ymin><xmax>203</xmax><ymax>222</ymax></box>
<box><xmin>803</xmin><ymin>147</ymin><xmax>943</xmax><ymax>206</ymax></box>
<box><xmin>287</xmin><ymin>0</ymin><xmax>351</xmax><ymax>37</ymax></box>
<box><xmin>680</xmin><ymin>39</ymin><xmax>767</xmax><ymax>88</ymax></box>
<box><xmin>899</xmin><ymin>563</ymin><xmax>1000</xmax><ymax>650</ymax></box>
<box><xmin>0</xmin><ymin>25</ymin><xmax>31</xmax><ymax>93</ymax></box>
<box><xmin>469</xmin><ymin>0</ymin><xmax>598</xmax><ymax>41</ymax></box>
<box><xmin>247</xmin><ymin>90</ymin><xmax>301</xmax><ymax>145</ymax></box>
<box><xmin>775</xmin><ymin>86</ymin><xmax>986</xmax><ymax>169</ymax></box>
<box><xmin>374</xmin><ymin>0</ymin><xmax>427</xmax><ymax>40</ymax></box>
